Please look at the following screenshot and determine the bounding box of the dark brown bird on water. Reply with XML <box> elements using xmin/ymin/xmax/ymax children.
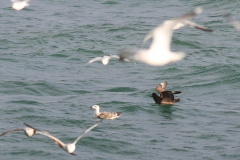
<box><xmin>151</xmin><ymin>81</ymin><xmax>181</xmax><ymax>105</ymax></box>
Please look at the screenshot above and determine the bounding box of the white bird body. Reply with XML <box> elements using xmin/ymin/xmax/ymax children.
<box><xmin>24</xmin><ymin>127</ymin><xmax>35</xmax><ymax>137</ymax></box>
<box><xmin>11</xmin><ymin>0</ymin><xmax>31</xmax><ymax>11</ymax></box>
<box><xmin>87</xmin><ymin>55</ymin><xmax>121</xmax><ymax>65</ymax></box>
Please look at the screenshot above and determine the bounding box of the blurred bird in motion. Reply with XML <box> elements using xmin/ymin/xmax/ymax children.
<box><xmin>11</xmin><ymin>0</ymin><xmax>31</xmax><ymax>11</ymax></box>
<box><xmin>119</xmin><ymin>7</ymin><xmax>213</xmax><ymax>66</ymax></box>
<box><xmin>78</xmin><ymin>55</ymin><xmax>130</xmax><ymax>73</ymax></box>
<box><xmin>1</xmin><ymin>121</ymin><xmax>102</xmax><ymax>155</ymax></box>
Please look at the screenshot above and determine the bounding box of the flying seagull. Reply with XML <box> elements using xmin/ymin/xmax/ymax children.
<box><xmin>142</xmin><ymin>19</ymin><xmax>213</xmax><ymax>47</ymax></box>
<box><xmin>90</xmin><ymin>105</ymin><xmax>122</xmax><ymax>120</ymax></box>
<box><xmin>0</xmin><ymin>122</ymin><xmax>43</xmax><ymax>137</ymax></box>
<box><xmin>78</xmin><ymin>55</ymin><xmax>130</xmax><ymax>73</ymax></box>
<box><xmin>0</xmin><ymin>121</ymin><xmax>102</xmax><ymax>155</ymax></box>
<box><xmin>119</xmin><ymin>7</ymin><xmax>211</xmax><ymax>66</ymax></box>
<box><xmin>32</xmin><ymin>120</ymin><xmax>103</xmax><ymax>155</ymax></box>
<box><xmin>151</xmin><ymin>81</ymin><xmax>181</xmax><ymax>105</ymax></box>
<box><xmin>11</xmin><ymin>0</ymin><xmax>31</xmax><ymax>11</ymax></box>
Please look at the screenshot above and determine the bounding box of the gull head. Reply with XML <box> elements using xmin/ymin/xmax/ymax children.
<box><xmin>194</xmin><ymin>7</ymin><xmax>203</xmax><ymax>15</ymax></box>
<box><xmin>65</xmin><ymin>143</ymin><xmax>76</xmax><ymax>155</ymax></box>
<box><xmin>24</xmin><ymin>127</ymin><xmax>35</xmax><ymax>137</ymax></box>
<box><xmin>12</xmin><ymin>1</ymin><xmax>29</xmax><ymax>11</ymax></box>
<box><xmin>90</xmin><ymin>105</ymin><xmax>100</xmax><ymax>110</ymax></box>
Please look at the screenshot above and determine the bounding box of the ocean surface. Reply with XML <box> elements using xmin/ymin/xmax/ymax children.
<box><xmin>1</xmin><ymin>0</ymin><xmax>240</xmax><ymax>159</ymax></box>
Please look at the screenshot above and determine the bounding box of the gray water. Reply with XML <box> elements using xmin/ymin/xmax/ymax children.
<box><xmin>1</xmin><ymin>0</ymin><xmax>240</xmax><ymax>159</ymax></box>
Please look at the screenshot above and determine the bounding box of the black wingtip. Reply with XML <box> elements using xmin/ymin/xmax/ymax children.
<box><xmin>171</xmin><ymin>91</ymin><xmax>182</xmax><ymax>94</ymax></box>
<box><xmin>194</xmin><ymin>26</ymin><xmax>213</xmax><ymax>32</ymax></box>
<box><xmin>117</xmin><ymin>112</ymin><xmax>122</xmax><ymax>116</ymax></box>
<box><xmin>23</xmin><ymin>122</ymin><xmax>39</xmax><ymax>131</ymax></box>
<box><xmin>70</xmin><ymin>152</ymin><xmax>77</xmax><ymax>156</ymax></box>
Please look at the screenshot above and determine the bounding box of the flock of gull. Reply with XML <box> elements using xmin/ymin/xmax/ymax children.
<box><xmin>1</xmin><ymin>0</ymin><xmax>240</xmax><ymax>156</ymax></box>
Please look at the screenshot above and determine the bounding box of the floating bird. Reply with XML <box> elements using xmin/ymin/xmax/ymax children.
<box><xmin>25</xmin><ymin>121</ymin><xmax>102</xmax><ymax>155</ymax></box>
<box><xmin>119</xmin><ymin>7</ymin><xmax>211</xmax><ymax>66</ymax></box>
<box><xmin>152</xmin><ymin>81</ymin><xmax>181</xmax><ymax>105</ymax></box>
<box><xmin>11</xmin><ymin>0</ymin><xmax>31</xmax><ymax>11</ymax></box>
<box><xmin>0</xmin><ymin>122</ymin><xmax>42</xmax><ymax>137</ymax></box>
<box><xmin>90</xmin><ymin>105</ymin><xmax>122</xmax><ymax>120</ymax></box>
<box><xmin>223</xmin><ymin>14</ymin><xmax>240</xmax><ymax>30</ymax></box>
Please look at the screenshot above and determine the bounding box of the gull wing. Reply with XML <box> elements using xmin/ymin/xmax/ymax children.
<box><xmin>23</xmin><ymin>122</ymin><xmax>65</xmax><ymax>148</ymax></box>
<box><xmin>141</xmin><ymin>29</ymin><xmax>155</xmax><ymax>47</ymax></box>
<box><xmin>73</xmin><ymin>120</ymin><xmax>103</xmax><ymax>145</ymax></box>
<box><xmin>88</xmin><ymin>57</ymin><xmax>103</xmax><ymax>64</ymax></box>
<box><xmin>151</xmin><ymin>93</ymin><xmax>162</xmax><ymax>104</ymax></box>
<box><xmin>98</xmin><ymin>112</ymin><xmax>121</xmax><ymax>119</ymax></box>
<box><xmin>0</xmin><ymin>129</ymin><xmax>24</xmax><ymax>137</ymax></box>
<box><xmin>170</xmin><ymin>91</ymin><xmax>182</xmax><ymax>94</ymax></box>
<box><xmin>155</xmin><ymin>81</ymin><xmax>167</xmax><ymax>93</ymax></box>
<box><xmin>160</xmin><ymin>81</ymin><xmax>167</xmax><ymax>90</ymax></box>
<box><xmin>77</xmin><ymin>57</ymin><xmax>103</xmax><ymax>73</ymax></box>
<box><xmin>182</xmin><ymin>20</ymin><xmax>213</xmax><ymax>31</ymax></box>
<box><xmin>149</xmin><ymin>7</ymin><xmax>203</xmax><ymax>52</ymax></box>
<box><xmin>141</xmin><ymin>19</ymin><xmax>212</xmax><ymax>46</ymax></box>
<box><xmin>109</xmin><ymin>55</ymin><xmax>120</xmax><ymax>59</ymax></box>
<box><xmin>161</xmin><ymin>91</ymin><xmax>174</xmax><ymax>101</ymax></box>
<box><xmin>36</xmin><ymin>131</ymin><xmax>66</xmax><ymax>150</ymax></box>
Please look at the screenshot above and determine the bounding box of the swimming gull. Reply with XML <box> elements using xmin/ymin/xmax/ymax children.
<box><xmin>119</xmin><ymin>7</ymin><xmax>210</xmax><ymax>66</ymax></box>
<box><xmin>90</xmin><ymin>105</ymin><xmax>122</xmax><ymax>120</ymax></box>
<box><xmin>152</xmin><ymin>81</ymin><xmax>181</xmax><ymax>105</ymax></box>
<box><xmin>11</xmin><ymin>0</ymin><xmax>31</xmax><ymax>11</ymax></box>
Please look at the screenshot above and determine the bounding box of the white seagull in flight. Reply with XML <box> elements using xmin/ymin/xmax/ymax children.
<box><xmin>78</xmin><ymin>55</ymin><xmax>129</xmax><ymax>73</ymax></box>
<box><xmin>11</xmin><ymin>0</ymin><xmax>31</xmax><ymax>11</ymax></box>
<box><xmin>0</xmin><ymin>121</ymin><xmax>102</xmax><ymax>155</ymax></box>
<box><xmin>0</xmin><ymin>122</ymin><xmax>43</xmax><ymax>137</ymax></box>
<box><xmin>119</xmin><ymin>7</ymin><xmax>212</xmax><ymax>66</ymax></box>
<box><xmin>33</xmin><ymin>120</ymin><xmax>102</xmax><ymax>155</ymax></box>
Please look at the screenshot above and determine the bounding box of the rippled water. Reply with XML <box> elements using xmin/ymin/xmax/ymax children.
<box><xmin>1</xmin><ymin>0</ymin><xmax>240</xmax><ymax>160</ymax></box>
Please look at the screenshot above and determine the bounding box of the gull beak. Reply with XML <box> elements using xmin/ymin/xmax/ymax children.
<box><xmin>90</xmin><ymin>106</ymin><xmax>92</xmax><ymax>108</ymax></box>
